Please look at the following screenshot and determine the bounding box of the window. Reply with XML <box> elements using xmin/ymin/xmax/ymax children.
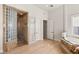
<box><xmin>72</xmin><ymin>15</ymin><xmax>79</xmax><ymax>35</ymax></box>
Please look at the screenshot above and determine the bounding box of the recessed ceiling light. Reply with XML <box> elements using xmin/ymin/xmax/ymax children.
<box><xmin>46</xmin><ymin>5</ymin><xmax>54</xmax><ymax>7</ymax></box>
<box><xmin>50</xmin><ymin>5</ymin><xmax>53</xmax><ymax>7</ymax></box>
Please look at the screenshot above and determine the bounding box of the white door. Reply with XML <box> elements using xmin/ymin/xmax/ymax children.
<box><xmin>29</xmin><ymin>17</ymin><xmax>41</xmax><ymax>43</ymax></box>
<box><xmin>48</xmin><ymin>20</ymin><xmax>54</xmax><ymax>40</ymax></box>
<box><xmin>29</xmin><ymin>17</ymin><xmax>36</xmax><ymax>43</ymax></box>
<box><xmin>35</xmin><ymin>18</ymin><xmax>40</xmax><ymax>40</ymax></box>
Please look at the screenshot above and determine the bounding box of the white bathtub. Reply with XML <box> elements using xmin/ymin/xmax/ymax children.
<box><xmin>65</xmin><ymin>37</ymin><xmax>79</xmax><ymax>45</ymax></box>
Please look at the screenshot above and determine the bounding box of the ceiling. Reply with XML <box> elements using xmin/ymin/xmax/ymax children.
<box><xmin>35</xmin><ymin>4</ymin><xmax>63</xmax><ymax>11</ymax></box>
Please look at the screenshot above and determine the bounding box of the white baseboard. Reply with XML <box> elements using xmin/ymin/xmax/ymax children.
<box><xmin>48</xmin><ymin>39</ymin><xmax>61</xmax><ymax>42</ymax></box>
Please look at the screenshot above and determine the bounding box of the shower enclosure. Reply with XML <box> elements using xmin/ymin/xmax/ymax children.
<box><xmin>3</xmin><ymin>5</ymin><xmax>28</xmax><ymax>52</ymax></box>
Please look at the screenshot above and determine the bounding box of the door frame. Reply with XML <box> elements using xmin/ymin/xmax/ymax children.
<box><xmin>43</xmin><ymin>20</ymin><xmax>47</xmax><ymax>39</ymax></box>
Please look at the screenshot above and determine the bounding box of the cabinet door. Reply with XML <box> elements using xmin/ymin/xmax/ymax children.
<box><xmin>35</xmin><ymin>18</ymin><xmax>40</xmax><ymax>40</ymax></box>
<box><xmin>29</xmin><ymin>17</ymin><xmax>41</xmax><ymax>43</ymax></box>
<box><xmin>29</xmin><ymin>17</ymin><xmax>36</xmax><ymax>43</ymax></box>
<box><xmin>48</xmin><ymin>20</ymin><xmax>54</xmax><ymax>40</ymax></box>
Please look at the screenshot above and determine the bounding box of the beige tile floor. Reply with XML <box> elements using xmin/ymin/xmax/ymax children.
<box><xmin>6</xmin><ymin>39</ymin><xmax>72</xmax><ymax>54</ymax></box>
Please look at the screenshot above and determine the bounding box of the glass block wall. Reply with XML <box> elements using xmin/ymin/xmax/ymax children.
<box><xmin>3</xmin><ymin>5</ymin><xmax>17</xmax><ymax>43</ymax></box>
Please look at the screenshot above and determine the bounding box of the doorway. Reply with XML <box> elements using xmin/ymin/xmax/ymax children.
<box><xmin>17</xmin><ymin>11</ymin><xmax>28</xmax><ymax>46</ymax></box>
<box><xmin>43</xmin><ymin>20</ymin><xmax>47</xmax><ymax>39</ymax></box>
